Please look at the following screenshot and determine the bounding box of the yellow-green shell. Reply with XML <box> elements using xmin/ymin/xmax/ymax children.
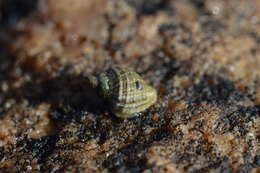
<box><xmin>97</xmin><ymin>66</ymin><xmax>157</xmax><ymax>118</ymax></box>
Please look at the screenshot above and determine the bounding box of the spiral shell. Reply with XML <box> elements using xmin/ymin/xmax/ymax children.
<box><xmin>88</xmin><ymin>66</ymin><xmax>157</xmax><ymax>118</ymax></box>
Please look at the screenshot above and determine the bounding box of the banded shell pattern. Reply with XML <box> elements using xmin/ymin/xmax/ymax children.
<box><xmin>88</xmin><ymin>66</ymin><xmax>157</xmax><ymax>118</ymax></box>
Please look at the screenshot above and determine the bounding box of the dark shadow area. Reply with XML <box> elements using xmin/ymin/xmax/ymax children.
<box><xmin>0</xmin><ymin>0</ymin><xmax>39</xmax><ymax>26</ymax></box>
<box><xmin>126</xmin><ymin>0</ymin><xmax>172</xmax><ymax>16</ymax></box>
<box><xmin>0</xmin><ymin>36</ymin><xmax>14</xmax><ymax>82</ymax></box>
<box><xmin>4</xmin><ymin>73</ymin><xmax>108</xmax><ymax>116</ymax></box>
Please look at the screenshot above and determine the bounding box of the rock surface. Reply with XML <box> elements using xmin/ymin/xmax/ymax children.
<box><xmin>0</xmin><ymin>0</ymin><xmax>259</xmax><ymax>172</ymax></box>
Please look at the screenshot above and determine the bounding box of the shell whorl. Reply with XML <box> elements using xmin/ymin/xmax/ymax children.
<box><xmin>86</xmin><ymin>66</ymin><xmax>157</xmax><ymax>118</ymax></box>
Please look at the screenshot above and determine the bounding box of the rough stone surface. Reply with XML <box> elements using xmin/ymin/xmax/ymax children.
<box><xmin>0</xmin><ymin>0</ymin><xmax>259</xmax><ymax>172</ymax></box>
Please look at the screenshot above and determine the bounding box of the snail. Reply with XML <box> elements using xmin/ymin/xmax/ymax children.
<box><xmin>86</xmin><ymin>66</ymin><xmax>157</xmax><ymax>118</ymax></box>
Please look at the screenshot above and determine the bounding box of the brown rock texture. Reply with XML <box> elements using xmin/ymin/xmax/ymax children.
<box><xmin>0</xmin><ymin>0</ymin><xmax>259</xmax><ymax>172</ymax></box>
